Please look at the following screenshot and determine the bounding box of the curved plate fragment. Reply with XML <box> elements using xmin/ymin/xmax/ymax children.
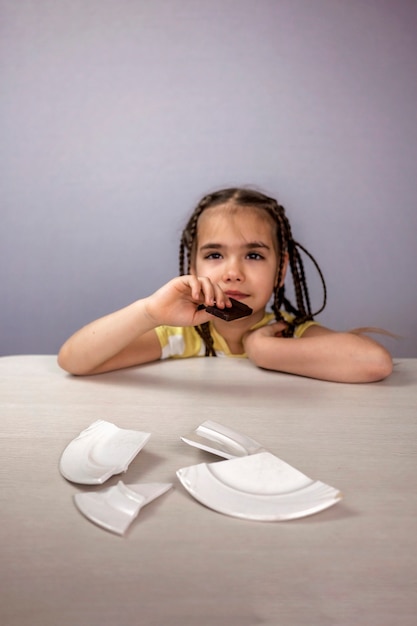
<box><xmin>59</xmin><ymin>420</ymin><xmax>151</xmax><ymax>484</ymax></box>
<box><xmin>177</xmin><ymin>452</ymin><xmax>342</xmax><ymax>521</ymax></box>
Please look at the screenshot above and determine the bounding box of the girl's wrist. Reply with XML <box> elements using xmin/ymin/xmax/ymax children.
<box><xmin>135</xmin><ymin>298</ymin><xmax>160</xmax><ymax>330</ymax></box>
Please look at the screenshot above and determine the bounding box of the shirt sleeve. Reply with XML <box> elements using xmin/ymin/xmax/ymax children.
<box><xmin>293</xmin><ymin>319</ymin><xmax>320</xmax><ymax>338</ymax></box>
<box><xmin>279</xmin><ymin>311</ymin><xmax>320</xmax><ymax>338</ymax></box>
<box><xmin>154</xmin><ymin>325</ymin><xmax>205</xmax><ymax>359</ymax></box>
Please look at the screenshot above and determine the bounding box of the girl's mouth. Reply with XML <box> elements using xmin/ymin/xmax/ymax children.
<box><xmin>225</xmin><ymin>291</ymin><xmax>249</xmax><ymax>300</ymax></box>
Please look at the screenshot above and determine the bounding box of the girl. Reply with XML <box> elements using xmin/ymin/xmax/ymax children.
<box><xmin>58</xmin><ymin>188</ymin><xmax>393</xmax><ymax>382</ymax></box>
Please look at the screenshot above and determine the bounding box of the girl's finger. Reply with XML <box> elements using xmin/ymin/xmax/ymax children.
<box><xmin>195</xmin><ymin>276</ymin><xmax>216</xmax><ymax>305</ymax></box>
<box><xmin>211</xmin><ymin>283</ymin><xmax>230</xmax><ymax>309</ymax></box>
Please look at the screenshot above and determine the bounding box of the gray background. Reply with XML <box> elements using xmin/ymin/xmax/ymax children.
<box><xmin>1</xmin><ymin>0</ymin><xmax>416</xmax><ymax>357</ymax></box>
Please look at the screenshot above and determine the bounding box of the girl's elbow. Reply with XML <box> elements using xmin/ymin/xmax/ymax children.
<box><xmin>57</xmin><ymin>347</ymin><xmax>70</xmax><ymax>373</ymax></box>
<box><xmin>57</xmin><ymin>346</ymin><xmax>87</xmax><ymax>376</ymax></box>
<box><xmin>363</xmin><ymin>348</ymin><xmax>393</xmax><ymax>382</ymax></box>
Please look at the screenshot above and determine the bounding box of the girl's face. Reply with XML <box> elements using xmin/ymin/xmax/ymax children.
<box><xmin>192</xmin><ymin>204</ymin><xmax>287</xmax><ymax>321</ymax></box>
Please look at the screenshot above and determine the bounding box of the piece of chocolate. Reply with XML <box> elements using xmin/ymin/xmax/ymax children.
<box><xmin>197</xmin><ymin>297</ymin><xmax>253</xmax><ymax>321</ymax></box>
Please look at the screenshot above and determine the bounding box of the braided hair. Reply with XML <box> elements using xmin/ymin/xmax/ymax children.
<box><xmin>179</xmin><ymin>188</ymin><xmax>327</xmax><ymax>356</ymax></box>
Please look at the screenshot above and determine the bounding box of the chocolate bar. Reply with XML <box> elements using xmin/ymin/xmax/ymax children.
<box><xmin>197</xmin><ymin>297</ymin><xmax>253</xmax><ymax>321</ymax></box>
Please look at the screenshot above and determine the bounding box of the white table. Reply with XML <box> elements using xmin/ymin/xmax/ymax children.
<box><xmin>1</xmin><ymin>355</ymin><xmax>416</xmax><ymax>626</ymax></box>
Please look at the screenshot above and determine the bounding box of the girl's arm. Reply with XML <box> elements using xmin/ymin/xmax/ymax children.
<box><xmin>243</xmin><ymin>323</ymin><xmax>393</xmax><ymax>383</ymax></box>
<box><xmin>58</xmin><ymin>275</ymin><xmax>230</xmax><ymax>375</ymax></box>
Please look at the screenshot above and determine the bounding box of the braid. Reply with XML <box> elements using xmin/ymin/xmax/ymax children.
<box><xmin>194</xmin><ymin>323</ymin><xmax>217</xmax><ymax>357</ymax></box>
<box><xmin>179</xmin><ymin>187</ymin><xmax>327</xmax><ymax>352</ymax></box>
<box><xmin>268</xmin><ymin>202</ymin><xmax>326</xmax><ymax>336</ymax></box>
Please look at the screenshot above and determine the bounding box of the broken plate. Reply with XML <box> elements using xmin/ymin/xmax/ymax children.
<box><xmin>177</xmin><ymin>451</ymin><xmax>342</xmax><ymax>521</ymax></box>
<box><xmin>59</xmin><ymin>420</ymin><xmax>151</xmax><ymax>485</ymax></box>
<box><xmin>74</xmin><ymin>481</ymin><xmax>172</xmax><ymax>535</ymax></box>
<box><xmin>181</xmin><ymin>420</ymin><xmax>266</xmax><ymax>459</ymax></box>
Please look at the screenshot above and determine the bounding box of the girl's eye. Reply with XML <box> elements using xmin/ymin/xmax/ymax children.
<box><xmin>204</xmin><ymin>252</ymin><xmax>222</xmax><ymax>260</ymax></box>
<box><xmin>247</xmin><ymin>252</ymin><xmax>264</xmax><ymax>260</ymax></box>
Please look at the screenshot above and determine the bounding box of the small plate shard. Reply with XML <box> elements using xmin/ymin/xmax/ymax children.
<box><xmin>181</xmin><ymin>420</ymin><xmax>266</xmax><ymax>459</ymax></box>
<box><xmin>74</xmin><ymin>481</ymin><xmax>173</xmax><ymax>535</ymax></box>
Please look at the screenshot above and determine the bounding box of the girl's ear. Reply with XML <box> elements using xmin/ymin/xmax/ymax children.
<box><xmin>276</xmin><ymin>252</ymin><xmax>289</xmax><ymax>288</ymax></box>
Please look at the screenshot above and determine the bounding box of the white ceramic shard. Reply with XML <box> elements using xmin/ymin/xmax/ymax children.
<box><xmin>181</xmin><ymin>420</ymin><xmax>266</xmax><ymax>459</ymax></box>
<box><xmin>177</xmin><ymin>451</ymin><xmax>342</xmax><ymax>521</ymax></box>
<box><xmin>74</xmin><ymin>481</ymin><xmax>172</xmax><ymax>535</ymax></box>
<box><xmin>59</xmin><ymin>420</ymin><xmax>151</xmax><ymax>484</ymax></box>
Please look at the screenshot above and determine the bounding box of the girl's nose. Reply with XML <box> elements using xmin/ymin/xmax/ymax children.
<box><xmin>222</xmin><ymin>259</ymin><xmax>243</xmax><ymax>282</ymax></box>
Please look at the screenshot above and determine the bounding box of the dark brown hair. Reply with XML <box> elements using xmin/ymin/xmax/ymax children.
<box><xmin>179</xmin><ymin>188</ymin><xmax>326</xmax><ymax>355</ymax></box>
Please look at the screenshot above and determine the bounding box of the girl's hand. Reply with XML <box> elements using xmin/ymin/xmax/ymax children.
<box><xmin>243</xmin><ymin>321</ymin><xmax>288</xmax><ymax>352</ymax></box>
<box><xmin>144</xmin><ymin>275</ymin><xmax>231</xmax><ymax>327</ymax></box>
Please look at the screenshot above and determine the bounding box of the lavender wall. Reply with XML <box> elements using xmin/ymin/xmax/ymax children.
<box><xmin>1</xmin><ymin>0</ymin><xmax>416</xmax><ymax>356</ymax></box>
